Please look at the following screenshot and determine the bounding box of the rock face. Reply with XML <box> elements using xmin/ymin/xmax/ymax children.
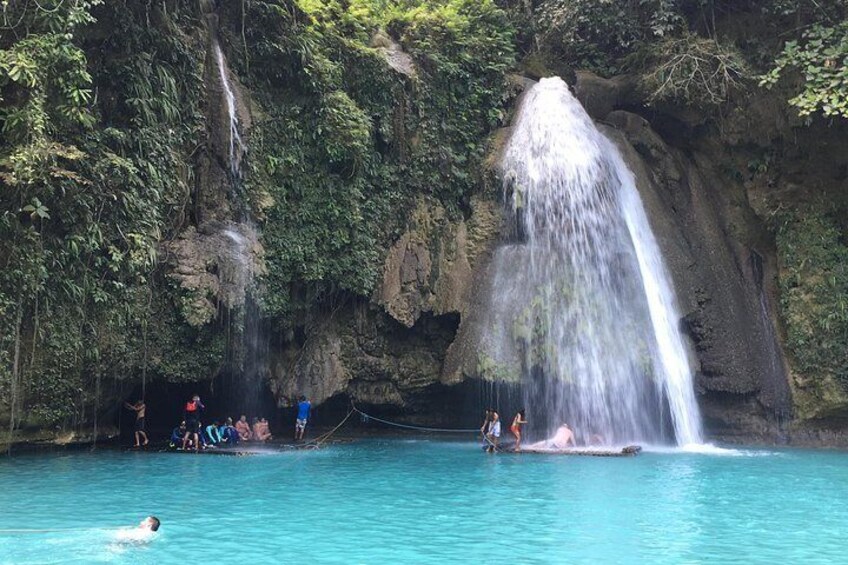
<box><xmin>268</xmin><ymin>196</ymin><xmax>502</xmax><ymax>408</ymax></box>
<box><xmin>601</xmin><ymin>113</ymin><xmax>793</xmax><ymax>440</ymax></box>
<box><xmin>374</xmin><ymin>197</ymin><xmax>499</xmax><ymax>327</ymax></box>
<box><xmin>163</xmin><ymin>17</ymin><xmax>263</xmax><ymax>327</ymax></box>
<box><xmin>163</xmin><ymin>222</ymin><xmax>264</xmax><ymax>325</ymax></box>
<box><xmin>565</xmin><ymin>72</ymin><xmax>796</xmax><ymax>440</ymax></box>
<box><xmin>264</xmin><ymin>70</ymin><xmax>842</xmax><ymax>444</ymax></box>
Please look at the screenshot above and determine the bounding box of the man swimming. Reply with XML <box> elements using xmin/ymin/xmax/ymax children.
<box><xmin>138</xmin><ymin>516</ymin><xmax>160</xmax><ymax>532</ymax></box>
<box><xmin>113</xmin><ymin>516</ymin><xmax>160</xmax><ymax>544</ymax></box>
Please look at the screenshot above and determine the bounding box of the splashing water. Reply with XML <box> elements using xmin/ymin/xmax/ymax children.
<box><xmin>493</xmin><ymin>77</ymin><xmax>702</xmax><ymax>446</ymax></box>
<box><xmin>214</xmin><ymin>43</ymin><xmax>244</xmax><ymax>178</ymax></box>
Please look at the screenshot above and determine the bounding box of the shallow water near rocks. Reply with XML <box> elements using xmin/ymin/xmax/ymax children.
<box><xmin>1</xmin><ymin>440</ymin><xmax>847</xmax><ymax>564</ymax></box>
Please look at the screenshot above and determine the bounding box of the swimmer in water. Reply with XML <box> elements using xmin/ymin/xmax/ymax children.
<box><xmin>138</xmin><ymin>516</ymin><xmax>160</xmax><ymax>532</ymax></box>
<box><xmin>113</xmin><ymin>516</ymin><xmax>160</xmax><ymax>543</ymax></box>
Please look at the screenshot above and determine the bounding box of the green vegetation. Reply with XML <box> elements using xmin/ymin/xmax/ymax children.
<box><xmin>761</xmin><ymin>20</ymin><xmax>848</xmax><ymax>118</ymax></box>
<box><xmin>242</xmin><ymin>0</ymin><xmax>515</xmax><ymax>320</ymax></box>
<box><xmin>0</xmin><ymin>0</ymin><xmax>515</xmax><ymax>433</ymax></box>
<box><xmin>1</xmin><ymin>0</ymin><xmax>847</xmax><ymax>437</ymax></box>
<box><xmin>776</xmin><ymin>207</ymin><xmax>848</xmax><ymax>385</ymax></box>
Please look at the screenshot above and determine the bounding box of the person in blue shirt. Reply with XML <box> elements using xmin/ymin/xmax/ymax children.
<box><xmin>294</xmin><ymin>395</ymin><xmax>311</xmax><ymax>441</ymax></box>
<box><xmin>219</xmin><ymin>417</ymin><xmax>239</xmax><ymax>445</ymax></box>
<box><xmin>204</xmin><ymin>421</ymin><xmax>222</xmax><ymax>446</ymax></box>
<box><xmin>170</xmin><ymin>421</ymin><xmax>187</xmax><ymax>448</ymax></box>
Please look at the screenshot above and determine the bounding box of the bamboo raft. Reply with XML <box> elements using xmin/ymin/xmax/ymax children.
<box><xmin>499</xmin><ymin>445</ymin><xmax>642</xmax><ymax>457</ymax></box>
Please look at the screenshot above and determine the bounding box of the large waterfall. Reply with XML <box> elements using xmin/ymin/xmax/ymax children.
<box><xmin>493</xmin><ymin>77</ymin><xmax>702</xmax><ymax>447</ymax></box>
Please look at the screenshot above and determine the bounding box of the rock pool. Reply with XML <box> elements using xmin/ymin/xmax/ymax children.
<box><xmin>1</xmin><ymin>440</ymin><xmax>846</xmax><ymax>564</ymax></box>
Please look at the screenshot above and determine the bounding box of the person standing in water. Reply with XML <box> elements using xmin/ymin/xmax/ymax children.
<box><xmin>294</xmin><ymin>395</ymin><xmax>311</xmax><ymax>441</ymax></box>
<box><xmin>480</xmin><ymin>408</ymin><xmax>492</xmax><ymax>449</ymax></box>
<box><xmin>124</xmin><ymin>400</ymin><xmax>148</xmax><ymax>447</ymax></box>
<box><xmin>486</xmin><ymin>411</ymin><xmax>501</xmax><ymax>452</ymax></box>
<box><xmin>182</xmin><ymin>394</ymin><xmax>204</xmax><ymax>452</ymax></box>
<box><xmin>510</xmin><ymin>409</ymin><xmax>528</xmax><ymax>451</ymax></box>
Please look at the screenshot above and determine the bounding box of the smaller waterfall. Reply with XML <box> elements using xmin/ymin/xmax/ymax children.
<box><xmin>214</xmin><ymin>43</ymin><xmax>245</xmax><ymax>178</ymax></box>
<box><xmin>211</xmin><ymin>40</ymin><xmax>265</xmax><ymax>414</ymax></box>
<box><xmin>619</xmin><ymin>169</ymin><xmax>703</xmax><ymax>446</ymax></box>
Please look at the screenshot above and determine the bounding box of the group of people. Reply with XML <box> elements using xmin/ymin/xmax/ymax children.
<box><xmin>481</xmin><ymin>408</ymin><xmax>527</xmax><ymax>452</ymax></box>
<box><xmin>480</xmin><ymin>408</ymin><xmax>576</xmax><ymax>452</ymax></box>
<box><xmin>170</xmin><ymin>395</ymin><xmax>277</xmax><ymax>451</ymax></box>
<box><xmin>125</xmin><ymin>393</ymin><xmax>313</xmax><ymax>451</ymax></box>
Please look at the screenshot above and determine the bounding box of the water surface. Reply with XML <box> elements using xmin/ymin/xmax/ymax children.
<box><xmin>1</xmin><ymin>441</ymin><xmax>846</xmax><ymax>564</ymax></box>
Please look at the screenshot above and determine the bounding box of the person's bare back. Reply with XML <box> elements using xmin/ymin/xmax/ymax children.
<box><xmin>549</xmin><ymin>424</ymin><xmax>575</xmax><ymax>449</ymax></box>
<box><xmin>527</xmin><ymin>424</ymin><xmax>576</xmax><ymax>451</ymax></box>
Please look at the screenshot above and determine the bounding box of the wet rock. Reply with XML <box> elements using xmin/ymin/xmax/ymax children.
<box><xmin>574</xmin><ymin>71</ymin><xmax>637</xmax><ymax>120</ymax></box>
<box><xmin>371</xmin><ymin>30</ymin><xmax>417</xmax><ymax>78</ymax></box>
<box><xmin>162</xmin><ymin>222</ymin><xmax>264</xmax><ymax>325</ymax></box>
<box><xmin>603</xmin><ymin>112</ymin><xmax>794</xmax><ymax>436</ymax></box>
<box><xmin>374</xmin><ymin>197</ymin><xmax>500</xmax><ymax>328</ymax></box>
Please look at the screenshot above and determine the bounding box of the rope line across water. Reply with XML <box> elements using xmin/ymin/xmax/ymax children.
<box><xmin>351</xmin><ymin>405</ymin><xmax>479</xmax><ymax>434</ymax></box>
<box><xmin>308</xmin><ymin>408</ymin><xmax>355</xmax><ymax>447</ymax></box>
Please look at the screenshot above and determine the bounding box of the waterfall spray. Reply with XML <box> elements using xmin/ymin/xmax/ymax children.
<box><xmin>493</xmin><ymin>77</ymin><xmax>702</xmax><ymax>446</ymax></box>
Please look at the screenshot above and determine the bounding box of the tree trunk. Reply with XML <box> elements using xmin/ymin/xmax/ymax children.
<box><xmin>7</xmin><ymin>306</ymin><xmax>23</xmax><ymax>453</ymax></box>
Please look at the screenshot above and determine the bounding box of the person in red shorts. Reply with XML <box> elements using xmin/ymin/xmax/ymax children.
<box><xmin>510</xmin><ymin>409</ymin><xmax>528</xmax><ymax>451</ymax></box>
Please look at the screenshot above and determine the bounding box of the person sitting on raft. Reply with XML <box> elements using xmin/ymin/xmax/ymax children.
<box><xmin>204</xmin><ymin>421</ymin><xmax>222</xmax><ymax>447</ymax></box>
<box><xmin>250</xmin><ymin>417</ymin><xmax>260</xmax><ymax>440</ymax></box>
<box><xmin>510</xmin><ymin>409</ymin><xmax>528</xmax><ymax>451</ymax></box>
<box><xmin>259</xmin><ymin>417</ymin><xmax>273</xmax><ymax>441</ymax></box>
<box><xmin>170</xmin><ymin>421</ymin><xmax>188</xmax><ymax>448</ymax></box>
<box><xmin>235</xmin><ymin>415</ymin><xmax>252</xmax><ymax>441</ymax></box>
<box><xmin>219</xmin><ymin>417</ymin><xmax>239</xmax><ymax>445</ymax></box>
<box><xmin>486</xmin><ymin>411</ymin><xmax>501</xmax><ymax>452</ymax></box>
<box><xmin>528</xmin><ymin>423</ymin><xmax>576</xmax><ymax>451</ymax></box>
<box><xmin>252</xmin><ymin>417</ymin><xmax>272</xmax><ymax>442</ymax></box>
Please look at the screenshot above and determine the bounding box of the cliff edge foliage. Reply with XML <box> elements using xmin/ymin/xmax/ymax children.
<box><xmin>0</xmin><ymin>0</ymin><xmax>514</xmax><ymax>430</ymax></box>
<box><xmin>1</xmin><ymin>0</ymin><xmax>846</xmax><ymax>433</ymax></box>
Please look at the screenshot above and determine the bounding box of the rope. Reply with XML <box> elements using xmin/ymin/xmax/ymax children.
<box><xmin>306</xmin><ymin>408</ymin><xmax>354</xmax><ymax>448</ymax></box>
<box><xmin>351</xmin><ymin>404</ymin><xmax>479</xmax><ymax>434</ymax></box>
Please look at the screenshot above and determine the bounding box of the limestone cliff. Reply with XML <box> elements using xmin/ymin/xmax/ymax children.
<box><xmin>268</xmin><ymin>196</ymin><xmax>502</xmax><ymax>409</ymax></box>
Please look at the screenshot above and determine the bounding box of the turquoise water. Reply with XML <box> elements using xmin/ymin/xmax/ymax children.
<box><xmin>1</xmin><ymin>440</ymin><xmax>847</xmax><ymax>564</ymax></box>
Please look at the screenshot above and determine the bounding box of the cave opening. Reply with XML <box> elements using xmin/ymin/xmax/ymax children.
<box><xmin>118</xmin><ymin>373</ymin><xmax>279</xmax><ymax>442</ymax></box>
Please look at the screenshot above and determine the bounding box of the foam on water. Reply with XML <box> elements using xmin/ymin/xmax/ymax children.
<box><xmin>642</xmin><ymin>443</ymin><xmax>778</xmax><ymax>457</ymax></box>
